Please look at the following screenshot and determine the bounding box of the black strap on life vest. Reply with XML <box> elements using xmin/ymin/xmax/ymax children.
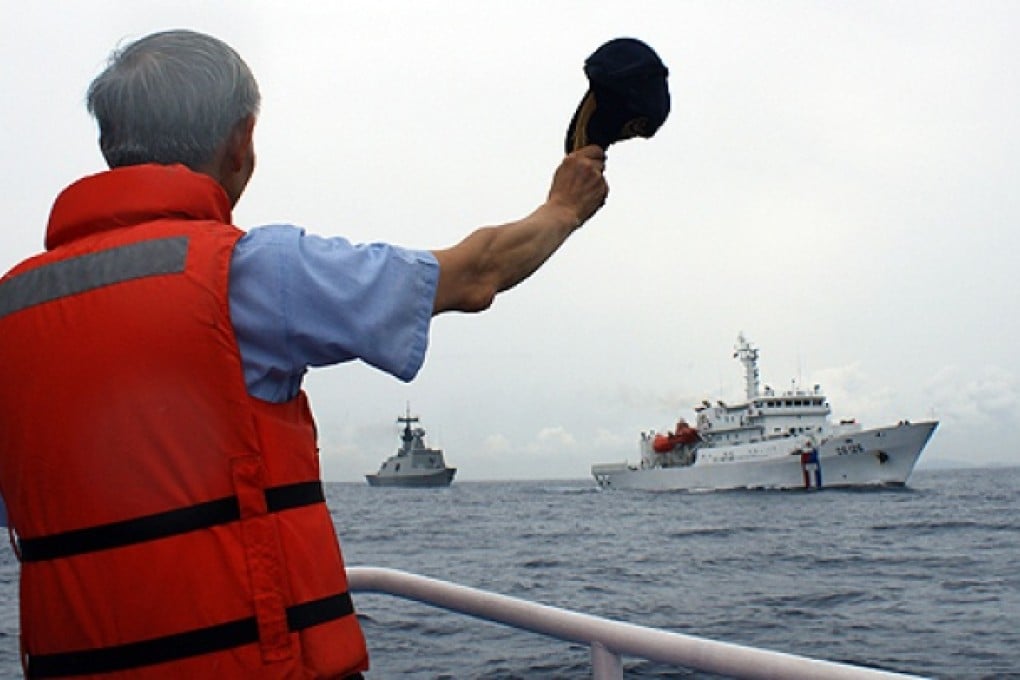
<box><xmin>17</xmin><ymin>480</ymin><xmax>325</xmax><ymax>562</ymax></box>
<box><xmin>25</xmin><ymin>591</ymin><xmax>355</xmax><ymax>678</ymax></box>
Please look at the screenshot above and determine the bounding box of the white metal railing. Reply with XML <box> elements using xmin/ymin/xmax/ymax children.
<box><xmin>346</xmin><ymin>567</ymin><xmax>926</xmax><ymax>680</ymax></box>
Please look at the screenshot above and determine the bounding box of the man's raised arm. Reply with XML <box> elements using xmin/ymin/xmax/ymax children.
<box><xmin>431</xmin><ymin>145</ymin><xmax>608</xmax><ymax>314</ymax></box>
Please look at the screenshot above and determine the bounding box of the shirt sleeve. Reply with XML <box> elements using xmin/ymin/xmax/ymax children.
<box><xmin>228</xmin><ymin>224</ymin><xmax>439</xmax><ymax>403</ymax></box>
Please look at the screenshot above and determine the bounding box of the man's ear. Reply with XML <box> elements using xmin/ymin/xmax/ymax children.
<box><xmin>204</xmin><ymin>115</ymin><xmax>257</xmax><ymax>207</ymax></box>
<box><xmin>227</xmin><ymin>116</ymin><xmax>256</xmax><ymax>172</ymax></box>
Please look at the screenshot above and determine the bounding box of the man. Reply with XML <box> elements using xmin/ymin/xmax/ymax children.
<box><xmin>0</xmin><ymin>29</ymin><xmax>606</xmax><ymax>679</ymax></box>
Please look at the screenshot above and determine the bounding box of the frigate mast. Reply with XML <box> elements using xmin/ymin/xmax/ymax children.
<box><xmin>398</xmin><ymin>402</ymin><xmax>420</xmax><ymax>446</ymax></box>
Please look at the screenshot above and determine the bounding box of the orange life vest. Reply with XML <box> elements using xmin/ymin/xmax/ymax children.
<box><xmin>0</xmin><ymin>165</ymin><xmax>369</xmax><ymax>678</ymax></box>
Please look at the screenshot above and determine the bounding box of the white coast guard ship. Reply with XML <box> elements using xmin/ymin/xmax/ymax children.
<box><xmin>366</xmin><ymin>407</ymin><xmax>456</xmax><ymax>487</ymax></box>
<box><xmin>591</xmin><ymin>334</ymin><xmax>937</xmax><ymax>492</ymax></box>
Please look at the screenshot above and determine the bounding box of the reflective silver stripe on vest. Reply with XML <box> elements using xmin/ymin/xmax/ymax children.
<box><xmin>0</xmin><ymin>237</ymin><xmax>189</xmax><ymax>320</ymax></box>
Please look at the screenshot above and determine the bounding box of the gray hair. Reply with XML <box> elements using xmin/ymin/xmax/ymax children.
<box><xmin>87</xmin><ymin>30</ymin><xmax>261</xmax><ymax>169</ymax></box>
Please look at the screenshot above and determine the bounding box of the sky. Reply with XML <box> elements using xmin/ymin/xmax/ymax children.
<box><xmin>2</xmin><ymin>1</ymin><xmax>1019</xmax><ymax>481</ymax></box>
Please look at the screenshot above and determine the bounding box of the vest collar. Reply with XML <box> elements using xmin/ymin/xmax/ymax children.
<box><xmin>46</xmin><ymin>164</ymin><xmax>234</xmax><ymax>250</ymax></box>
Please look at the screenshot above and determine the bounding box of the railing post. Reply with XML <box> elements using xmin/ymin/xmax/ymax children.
<box><xmin>591</xmin><ymin>641</ymin><xmax>622</xmax><ymax>680</ymax></box>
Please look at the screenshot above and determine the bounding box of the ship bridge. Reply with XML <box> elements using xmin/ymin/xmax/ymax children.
<box><xmin>695</xmin><ymin>335</ymin><xmax>833</xmax><ymax>446</ymax></box>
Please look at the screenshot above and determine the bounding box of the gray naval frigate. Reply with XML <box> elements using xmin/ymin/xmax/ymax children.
<box><xmin>366</xmin><ymin>407</ymin><xmax>456</xmax><ymax>487</ymax></box>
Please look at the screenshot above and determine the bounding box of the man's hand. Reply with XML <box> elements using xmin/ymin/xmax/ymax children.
<box><xmin>548</xmin><ymin>145</ymin><xmax>609</xmax><ymax>229</ymax></box>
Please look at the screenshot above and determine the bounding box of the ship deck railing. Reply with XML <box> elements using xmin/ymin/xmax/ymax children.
<box><xmin>346</xmin><ymin>566</ymin><xmax>924</xmax><ymax>680</ymax></box>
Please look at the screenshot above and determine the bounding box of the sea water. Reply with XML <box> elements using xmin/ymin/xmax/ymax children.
<box><xmin>1</xmin><ymin>467</ymin><xmax>1017</xmax><ymax>679</ymax></box>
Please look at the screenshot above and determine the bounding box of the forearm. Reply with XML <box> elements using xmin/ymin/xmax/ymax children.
<box><xmin>488</xmin><ymin>202</ymin><xmax>580</xmax><ymax>293</ymax></box>
<box><xmin>431</xmin><ymin>145</ymin><xmax>607</xmax><ymax>315</ymax></box>
<box><xmin>432</xmin><ymin>202</ymin><xmax>579</xmax><ymax>314</ymax></box>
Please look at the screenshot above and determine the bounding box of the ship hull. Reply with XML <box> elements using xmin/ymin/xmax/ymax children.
<box><xmin>365</xmin><ymin>467</ymin><xmax>456</xmax><ymax>488</ymax></box>
<box><xmin>592</xmin><ymin>421</ymin><xmax>936</xmax><ymax>492</ymax></box>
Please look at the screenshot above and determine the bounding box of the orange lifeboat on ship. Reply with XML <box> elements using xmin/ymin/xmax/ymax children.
<box><xmin>652</xmin><ymin>420</ymin><xmax>700</xmax><ymax>453</ymax></box>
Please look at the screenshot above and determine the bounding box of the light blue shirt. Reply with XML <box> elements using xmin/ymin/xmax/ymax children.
<box><xmin>229</xmin><ymin>225</ymin><xmax>439</xmax><ymax>403</ymax></box>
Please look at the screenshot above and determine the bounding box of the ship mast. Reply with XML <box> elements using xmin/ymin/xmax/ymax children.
<box><xmin>733</xmin><ymin>332</ymin><xmax>760</xmax><ymax>401</ymax></box>
<box><xmin>398</xmin><ymin>402</ymin><xmax>419</xmax><ymax>444</ymax></box>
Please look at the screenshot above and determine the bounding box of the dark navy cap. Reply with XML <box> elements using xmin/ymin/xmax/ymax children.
<box><xmin>565</xmin><ymin>38</ymin><xmax>671</xmax><ymax>153</ymax></box>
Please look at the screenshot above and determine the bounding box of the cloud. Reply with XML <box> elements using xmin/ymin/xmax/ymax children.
<box><xmin>482</xmin><ymin>433</ymin><xmax>512</xmax><ymax>454</ymax></box>
<box><xmin>592</xmin><ymin>427</ymin><xmax>627</xmax><ymax>450</ymax></box>
<box><xmin>531</xmin><ymin>427</ymin><xmax>576</xmax><ymax>451</ymax></box>
<box><xmin>808</xmin><ymin>362</ymin><xmax>896</xmax><ymax>424</ymax></box>
<box><xmin>924</xmin><ymin>365</ymin><xmax>1019</xmax><ymax>427</ymax></box>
